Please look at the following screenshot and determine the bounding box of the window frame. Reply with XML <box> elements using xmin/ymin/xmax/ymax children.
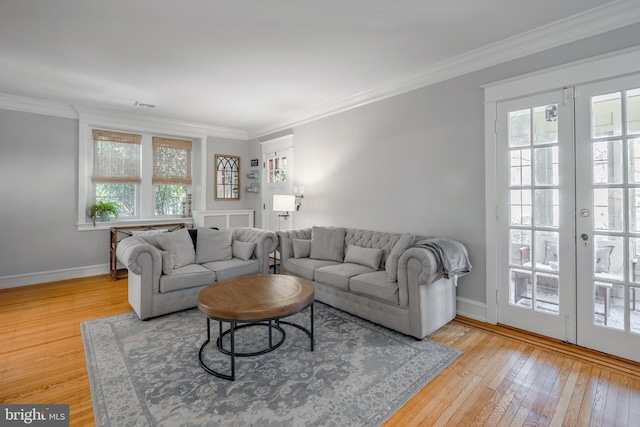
<box><xmin>77</xmin><ymin>114</ymin><xmax>208</xmax><ymax>231</ymax></box>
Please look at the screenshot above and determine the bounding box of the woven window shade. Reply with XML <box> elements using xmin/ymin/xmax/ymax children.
<box><xmin>152</xmin><ymin>137</ymin><xmax>192</xmax><ymax>185</ymax></box>
<box><xmin>92</xmin><ymin>130</ymin><xmax>141</xmax><ymax>184</ymax></box>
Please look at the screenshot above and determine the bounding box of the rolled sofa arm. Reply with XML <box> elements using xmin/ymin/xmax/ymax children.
<box><xmin>276</xmin><ymin>228</ymin><xmax>312</xmax><ymax>271</ymax></box>
<box><xmin>116</xmin><ymin>236</ymin><xmax>162</xmax><ymax>276</ymax></box>
<box><xmin>396</xmin><ymin>246</ymin><xmax>442</xmax><ymax>306</ymax></box>
<box><xmin>398</xmin><ymin>246</ymin><xmax>456</xmax><ymax>338</ymax></box>
<box><xmin>232</xmin><ymin>227</ymin><xmax>279</xmax><ymax>274</ymax></box>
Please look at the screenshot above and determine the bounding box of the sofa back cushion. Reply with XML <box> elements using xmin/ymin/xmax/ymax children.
<box><xmin>344</xmin><ymin>229</ymin><xmax>414</xmax><ymax>282</ymax></box>
<box><xmin>310</xmin><ymin>226</ymin><xmax>346</xmax><ymax>262</ymax></box>
<box><xmin>156</xmin><ymin>228</ymin><xmax>196</xmax><ymax>269</ymax></box>
<box><xmin>196</xmin><ymin>228</ymin><xmax>233</xmax><ymax>264</ymax></box>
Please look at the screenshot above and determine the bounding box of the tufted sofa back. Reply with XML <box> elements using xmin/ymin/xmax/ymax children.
<box><xmin>344</xmin><ymin>229</ymin><xmax>399</xmax><ymax>269</ymax></box>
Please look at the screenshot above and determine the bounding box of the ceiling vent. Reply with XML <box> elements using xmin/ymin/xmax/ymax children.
<box><xmin>134</xmin><ymin>101</ymin><xmax>156</xmax><ymax>108</ymax></box>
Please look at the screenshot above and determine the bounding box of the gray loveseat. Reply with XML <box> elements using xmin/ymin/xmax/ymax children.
<box><xmin>277</xmin><ymin>226</ymin><xmax>468</xmax><ymax>339</ymax></box>
<box><xmin>117</xmin><ymin>227</ymin><xmax>278</xmax><ymax>320</ymax></box>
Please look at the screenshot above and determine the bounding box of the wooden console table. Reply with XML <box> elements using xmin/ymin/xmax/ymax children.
<box><xmin>110</xmin><ymin>223</ymin><xmax>189</xmax><ymax>280</ymax></box>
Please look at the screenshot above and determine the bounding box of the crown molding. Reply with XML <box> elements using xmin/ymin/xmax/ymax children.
<box><xmin>0</xmin><ymin>93</ymin><xmax>248</xmax><ymax>140</ymax></box>
<box><xmin>248</xmin><ymin>0</ymin><xmax>640</xmax><ymax>139</ymax></box>
<box><xmin>74</xmin><ymin>105</ymin><xmax>248</xmax><ymax>140</ymax></box>
<box><xmin>0</xmin><ymin>93</ymin><xmax>78</xmax><ymax>119</ymax></box>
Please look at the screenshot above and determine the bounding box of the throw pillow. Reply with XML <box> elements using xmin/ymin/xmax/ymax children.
<box><xmin>344</xmin><ymin>245</ymin><xmax>383</xmax><ymax>270</ymax></box>
<box><xmin>196</xmin><ymin>228</ymin><xmax>233</xmax><ymax>264</ymax></box>
<box><xmin>159</xmin><ymin>250</ymin><xmax>175</xmax><ymax>275</ymax></box>
<box><xmin>156</xmin><ymin>228</ymin><xmax>196</xmax><ymax>269</ymax></box>
<box><xmin>293</xmin><ymin>239</ymin><xmax>311</xmax><ymax>258</ymax></box>
<box><xmin>233</xmin><ymin>240</ymin><xmax>256</xmax><ymax>261</ymax></box>
<box><xmin>310</xmin><ymin>226</ymin><xmax>346</xmax><ymax>262</ymax></box>
<box><xmin>595</xmin><ymin>245</ymin><xmax>615</xmax><ymax>273</ymax></box>
<box><xmin>386</xmin><ymin>233</ymin><xmax>415</xmax><ymax>282</ymax></box>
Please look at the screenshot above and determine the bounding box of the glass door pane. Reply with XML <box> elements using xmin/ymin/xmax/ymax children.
<box><xmin>575</xmin><ymin>74</ymin><xmax>640</xmax><ymax>363</ymax></box>
<box><xmin>498</xmin><ymin>90</ymin><xmax>576</xmax><ymax>342</ymax></box>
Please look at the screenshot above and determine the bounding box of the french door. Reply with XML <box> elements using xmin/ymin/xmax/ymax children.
<box><xmin>497</xmin><ymin>90</ymin><xmax>577</xmax><ymax>344</ymax></box>
<box><xmin>574</xmin><ymin>74</ymin><xmax>640</xmax><ymax>362</ymax></box>
<box><xmin>497</xmin><ymin>75</ymin><xmax>640</xmax><ymax>362</ymax></box>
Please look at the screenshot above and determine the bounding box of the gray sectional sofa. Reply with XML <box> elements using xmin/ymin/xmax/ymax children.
<box><xmin>277</xmin><ymin>226</ymin><xmax>469</xmax><ymax>339</ymax></box>
<box><xmin>116</xmin><ymin>227</ymin><xmax>278</xmax><ymax>320</ymax></box>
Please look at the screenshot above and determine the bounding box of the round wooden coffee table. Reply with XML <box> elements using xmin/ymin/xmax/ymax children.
<box><xmin>197</xmin><ymin>274</ymin><xmax>315</xmax><ymax>381</ymax></box>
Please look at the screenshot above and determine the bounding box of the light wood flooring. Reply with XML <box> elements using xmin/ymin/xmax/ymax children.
<box><xmin>1</xmin><ymin>275</ymin><xmax>639</xmax><ymax>426</ymax></box>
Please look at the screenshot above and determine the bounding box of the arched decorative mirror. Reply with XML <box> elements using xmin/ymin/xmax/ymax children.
<box><xmin>214</xmin><ymin>154</ymin><xmax>240</xmax><ymax>200</ymax></box>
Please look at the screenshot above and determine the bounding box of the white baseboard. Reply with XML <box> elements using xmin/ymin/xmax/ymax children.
<box><xmin>456</xmin><ymin>296</ymin><xmax>487</xmax><ymax>323</ymax></box>
<box><xmin>0</xmin><ymin>264</ymin><xmax>110</xmax><ymax>289</ymax></box>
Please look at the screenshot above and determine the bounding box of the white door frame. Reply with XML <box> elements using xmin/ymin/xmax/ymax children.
<box><xmin>485</xmin><ymin>46</ymin><xmax>640</xmax><ymax>325</ymax></box>
<box><xmin>260</xmin><ymin>134</ymin><xmax>294</xmax><ymax>230</ymax></box>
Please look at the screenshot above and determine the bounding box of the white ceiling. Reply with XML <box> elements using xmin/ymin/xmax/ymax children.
<box><xmin>1</xmin><ymin>0</ymin><xmax>638</xmax><ymax>137</ymax></box>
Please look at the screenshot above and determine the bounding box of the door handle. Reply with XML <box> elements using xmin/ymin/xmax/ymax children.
<box><xmin>580</xmin><ymin>233</ymin><xmax>589</xmax><ymax>246</ymax></box>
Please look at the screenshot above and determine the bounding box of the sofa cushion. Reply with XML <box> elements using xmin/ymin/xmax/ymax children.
<box><xmin>293</xmin><ymin>239</ymin><xmax>311</xmax><ymax>258</ymax></box>
<box><xmin>159</xmin><ymin>264</ymin><xmax>215</xmax><ymax>293</ymax></box>
<box><xmin>315</xmin><ymin>263</ymin><xmax>376</xmax><ymax>291</ymax></box>
<box><xmin>344</xmin><ymin>245</ymin><xmax>383</xmax><ymax>270</ymax></box>
<box><xmin>131</xmin><ymin>229</ymin><xmax>168</xmax><ymax>249</ymax></box>
<box><xmin>156</xmin><ymin>228</ymin><xmax>196</xmax><ymax>269</ymax></box>
<box><xmin>350</xmin><ymin>271</ymin><xmax>400</xmax><ymax>305</ymax></box>
<box><xmin>233</xmin><ymin>240</ymin><xmax>256</xmax><ymax>261</ymax></box>
<box><xmin>202</xmin><ymin>259</ymin><xmax>260</xmax><ymax>281</ymax></box>
<box><xmin>310</xmin><ymin>226</ymin><xmax>346</xmax><ymax>262</ymax></box>
<box><xmin>285</xmin><ymin>258</ymin><xmax>341</xmax><ymax>281</ymax></box>
<box><xmin>159</xmin><ymin>250</ymin><xmax>175</xmax><ymax>275</ymax></box>
<box><xmin>386</xmin><ymin>233</ymin><xmax>415</xmax><ymax>282</ymax></box>
<box><xmin>196</xmin><ymin>228</ymin><xmax>233</xmax><ymax>264</ymax></box>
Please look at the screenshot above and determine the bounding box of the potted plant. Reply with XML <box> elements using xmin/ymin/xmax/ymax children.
<box><xmin>88</xmin><ymin>201</ymin><xmax>120</xmax><ymax>225</ymax></box>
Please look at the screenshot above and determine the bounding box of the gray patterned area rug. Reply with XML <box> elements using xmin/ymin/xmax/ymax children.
<box><xmin>82</xmin><ymin>303</ymin><xmax>461</xmax><ymax>427</ymax></box>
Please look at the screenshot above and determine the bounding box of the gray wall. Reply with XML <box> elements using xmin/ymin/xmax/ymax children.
<box><xmin>205</xmin><ymin>135</ymin><xmax>250</xmax><ymax>211</ymax></box>
<box><xmin>249</xmin><ymin>23</ymin><xmax>640</xmax><ymax>305</ymax></box>
<box><xmin>0</xmin><ymin>110</ymin><xmax>107</xmax><ymax>277</ymax></box>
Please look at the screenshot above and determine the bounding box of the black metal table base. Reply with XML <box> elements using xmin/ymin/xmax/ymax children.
<box><xmin>199</xmin><ymin>303</ymin><xmax>314</xmax><ymax>381</ymax></box>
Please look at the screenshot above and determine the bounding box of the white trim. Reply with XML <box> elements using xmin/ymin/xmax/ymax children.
<box><xmin>0</xmin><ymin>94</ymin><xmax>248</xmax><ymax>140</ymax></box>
<box><xmin>249</xmin><ymin>0</ymin><xmax>640</xmax><ymax>139</ymax></box>
<box><xmin>259</xmin><ymin>134</ymin><xmax>294</xmax><ymax>151</ymax></box>
<box><xmin>0</xmin><ymin>93</ymin><xmax>78</xmax><ymax>119</ymax></box>
<box><xmin>484</xmin><ymin>45</ymin><xmax>640</xmax><ymax>103</ymax></box>
<box><xmin>456</xmin><ymin>297</ymin><xmax>487</xmax><ymax>323</ymax></box>
<box><xmin>0</xmin><ymin>265</ymin><xmax>109</xmax><ymax>289</ymax></box>
<box><xmin>77</xmin><ymin>218</ymin><xmax>193</xmax><ymax>232</ymax></box>
<box><xmin>74</xmin><ymin>105</ymin><xmax>247</xmax><ymax>140</ymax></box>
<box><xmin>484</xmin><ymin>102</ymin><xmax>499</xmax><ymax>325</ymax></box>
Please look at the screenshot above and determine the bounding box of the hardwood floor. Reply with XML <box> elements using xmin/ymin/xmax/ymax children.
<box><xmin>1</xmin><ymin>276</ymin><xmax>639</xmax><ymax>426</ymax></box>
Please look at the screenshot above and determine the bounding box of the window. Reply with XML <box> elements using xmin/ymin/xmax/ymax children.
<box><xmin>92</xmin><ymin>130</ymin><xmax>141</xmax><ymax>217</ymax></box>
<box><xmin>88</xmin><ymin>129</ymin><xmax>194</xmax><ymax>222</ymax></box>
<box><xmin>153</xmin><ymin>137</ymin><xmax>192</xmax><ymax>215</ymax></box>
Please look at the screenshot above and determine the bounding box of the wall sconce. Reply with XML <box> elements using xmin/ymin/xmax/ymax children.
<box><xmin>293</xmin><ymin>186</ymin><xmax>305</xmax><ymax>211</ymax></box>
<box><xmin>273</xmin><ymin>194</ymin><xmax>296</xmax><ymax>219</ymax></box>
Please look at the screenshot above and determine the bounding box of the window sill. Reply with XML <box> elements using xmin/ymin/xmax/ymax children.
<box><xmin>77</xmin><ymin>217</ymin><xmax>194</xmax><ymax>231</ymax></box>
